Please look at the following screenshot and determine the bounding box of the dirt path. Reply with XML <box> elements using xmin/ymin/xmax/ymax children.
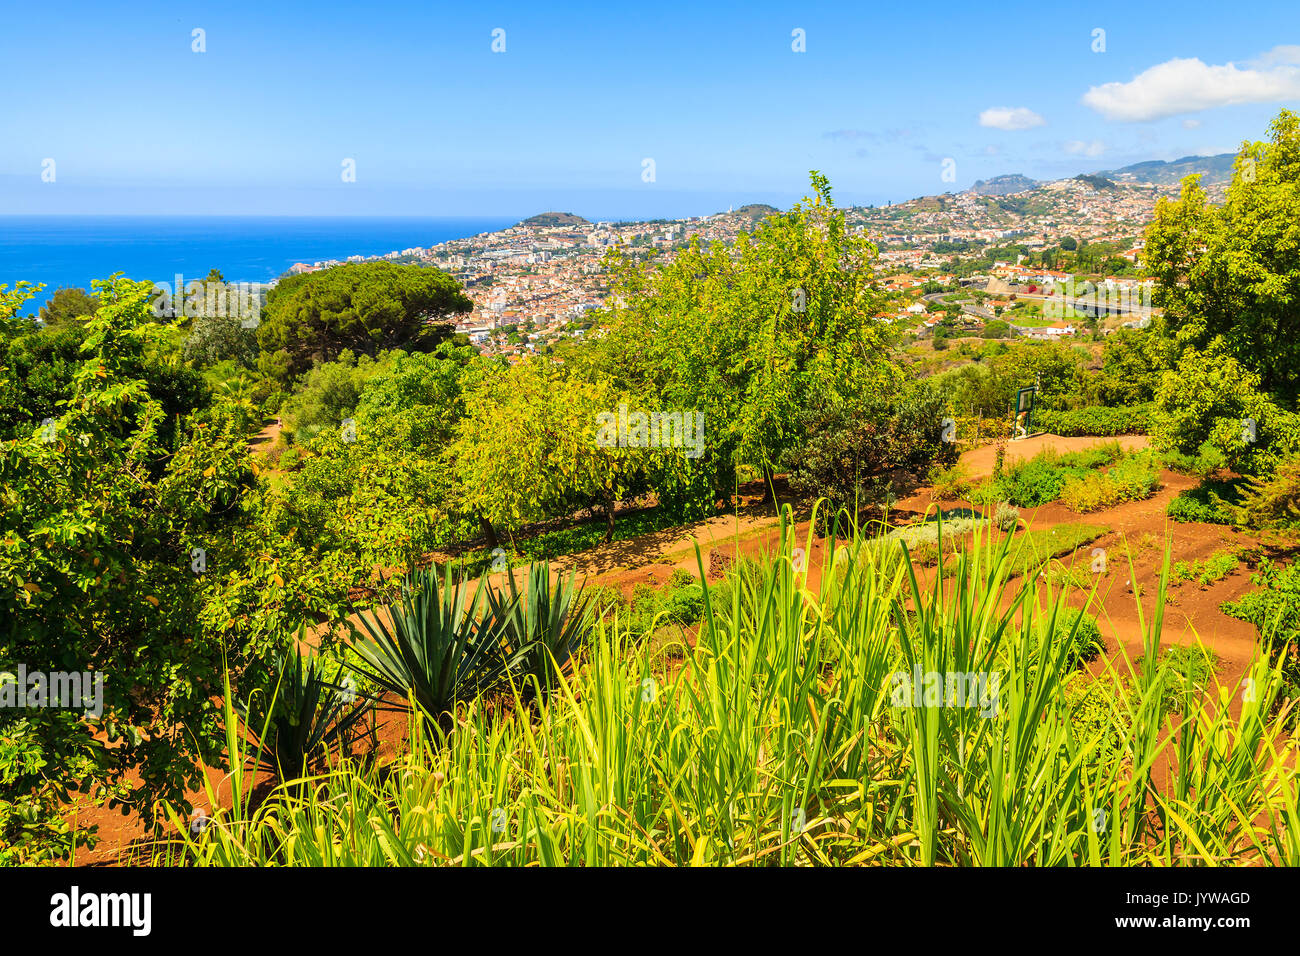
<box><xmin>71</xmin><ymin>435</ymin><xmax>1282</xmax><ymax>864</ymax></box>
<box><xmin>959</xmin><ymin>432</ymin><xmax>1148</xmax><ymax>479</ymax></box>
<box><xmin>247</xmin><ymin>417</ymin><xmax>282</xmax><ymax>453</ymax></box>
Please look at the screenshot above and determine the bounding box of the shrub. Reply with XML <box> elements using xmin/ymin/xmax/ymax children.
<box><xmin>998</xmin><ymin>455</ymin><xmax>1071</xmax><ymax>507</ymax></box>
<box><xmin>1037</xmin><ymin>404</ymin><xmax>1152</xmax><ymax>437</ymax></box>
<box><xmin>1065</xmin><ymin>679</ymin><xmax>1130</xmax><ymax>759</ymax></box>
<box><xmin>1144</xmin><ymin>646</ymin><xmax>1221</xmax><ymax>717</ymax></box>
<box><xmin>928</xmin><ymin>463</ymin><xmax>975</xmax><ymax>501</ymax></box>
<box><xmin>1165</xmin><ymin>478</ymin><xmax>1243</xmax><ymax>525</ymax></box>
<box><xmin>1222</xmin><ymin>559</ymin><xmax>1300</xmax><ymax>700</ymax></box>
<box><xmin>1043</xmin><ymin>608</ymin><xmax>1104</xmax><ymax>668</ymax></box>
<box><xmin>349</xmin><ymin>562</ymin><xmax>589</xmax><ymax>723</ymax></box>
<box><xmin>1231</xmin><ymin>453</ymin><xmax>1300</xmax><ymax>530</ymax></box>
<box><xmin>582</xmin><ymin>585</ymin><xmax>625</xmax><ymax>621</ymax></box>
<box><xmin>1171</xmin><ymin>550</ymin><xmax>1240</xmax><ymax>587</ymax></box>
<box><xmin>994</xmin><ymin>502</ymin><xmax>1020</xmax><ymax>531</ymax></box>
<box><xmin>245</xmin><ymin>647</ymin><xmax>375</xmax><ymax>784</ymax></box>
<box><xmin>1150</xmin><ymin>345</ymin><xmax>1300</xmax><ymax>476</ymax></box>
<box><xmin>784</xmin><ymin>383</ymin><xmax>957</xmax><ymax>530</ymax></box>
<box><xmin>1058</xmin><ymin>454</ymin><xmax>1159</xmax><ymax>513</ymax></box>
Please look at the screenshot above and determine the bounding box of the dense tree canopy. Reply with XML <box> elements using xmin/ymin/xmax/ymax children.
<box><xmin>584</xmin><ymin>172</ymin><xmax>895</xmax><ymax>500</ymax></box>
<box><xmin>1144</xmin><ymin>109</ymin><xmax>1300</xmax><ymax>405</ymax></box>
<box><xmin>257</xmin><ymin>262</ymin><xmax>473</xmax><ymax>382</ymax></box>
<box><xmin>37</xmin><ymin>287</ymin><xmax>98</xmax><ymax>330</ymax></box>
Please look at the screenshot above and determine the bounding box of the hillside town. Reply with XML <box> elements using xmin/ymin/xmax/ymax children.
<box><xmin>275</xmin><ymin>167</ymin><xmax>1225</xmax><ymax>359</ymax></box>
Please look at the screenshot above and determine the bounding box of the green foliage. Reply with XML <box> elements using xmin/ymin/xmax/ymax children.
<box><xmin>257</xmin><ymin>262</ymin><xmax>473</xmax><ymax>383</ymax></box>
<box><xmin>37</xmin><ymin>287</ymin><xmax>98</xmax><ymax>331</ymax></box>
<box><xmin>1042</xmin><ymin>608</ymin><xmax>1104</xmax><ymax>669</ymax></box>
<box><xmin>932</xmin><ymin>340</ymin><xmax>1087</xmax><ymax>422</ymax></box>
<box><xmin>784</xmin><ymin>382</ymin><xmax>957</xmax><ymax>531</ymax></box>
<box><xmin>1144</xmin><ymin>109</ymin><xmax>1300</xmax><ymax>406</ymax></box>
<box><xmin>347</xmin><ymin>567</ymin><xmax>520</xmax><ymax>725</ymax></box>
<box><xmin>1013</xmin><ymin>523</ymin><xmax>1112</xmax><ymax>567</ymax></box>
<box><xmin>589</xmin><ymin>172</ymin><xmax>895</xmax><ymax>504</ymax></box>
<box><xmin>245</xmin><ymin>647</ymin><xmax>376</xmax><ymax>784</ymax></box>
<box><xmin>184</xmin><ymin>314</ymin><xmax>259</xmax><ymax>369</ymax></box>
<box><xmin>1222</xmin><ymin>559</ymin><xmax>1300</xmax><ymax>699</ymax></box>
<box><xmin>1037</xmin><ymin>403</ymin><xmax>1152</xmax><ymax>436</ymax></box>
<box><xmin>288</xmin><ymin>402</ymin><xmax>459</xmax><ymax>570</ymax></box>
<box><xmin>1171</xmin><ymin>550</ymin><xmax>1240</xmax><ymax>587</ymax></box>
<box><xmin>0</xmin><ymin>276</ymin><xmax>351</xmax><ymax>861</ymax></box>
<box><xmin>1231</xmin><ymin>453</ymin><xmax>1300</xmax><ymax>529</ymax></box>
<box><xmin>996</xmin><ymin>454</ymin><xmax>1074</xmax><ymax>507</ymax></box>
<box><xmin>482</xmin><ymin>562</ymin><xmax>592</xmax><ymax>697</ymax></box>
<box><xmin>1058</xmin><ymin>453</ymin><xmax>1160</xmax><ymax>513</ymax></box>
<box><xmin>451</xmin><ymin>359</ymin><xmax>651</xmax><ymax>543</ymax></box>
<box><xmin>928</xmin><ymin>462</ymin><xmax>975</xmax><ymax>501</ymax></box>
<box><xmin>1064</xmin><ymin>680</ymin><xmax>1130</xmax><ymax>761</ymax></box>
<box><xmin>162</xmin><ymin>520</ymin><xmax>1300</xmax><ymax>867</ymax></box>
<box><xmin>348</xmin><ymin>564</ymin><xmax>590</xmax><ymax>724</ymax></box>
<box><xmin>279</xmin><ymin>349</ymin><xmax>385</xmax><ymax>442</ymax></box>
<box><xmin>1151</xmin><ymin>344</ymin><xmax>1300</xmax><ymax>476</ymax></box>
<box><xmin>1165</xmin><ymin>478</ymin><xmax>1244</xmax><ymax>525</ymax></box>
<box><xmin>1144</xmin><ymin>646</ymin><xmax>1222</xmax><ymax>717</ymax></box>
<box><xmin>1093</xmin><ymin>330</ymin><xmax>1168</xmax><ymax>406</ymax></box>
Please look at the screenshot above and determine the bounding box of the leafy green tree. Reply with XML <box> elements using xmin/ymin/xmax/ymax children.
<box><xmin>588</xmin><ymin>172</ymin><xmax>893</xmax><ymax>505</ymax></box>
<box><xmin>354</xmin><ymin>342</ymin><xmax>479</xmax><ymax>447</ymax></box>
<box><xmin>1151</xmin><ymin>344</ymin><xmax>1300</xmax><ymax>474</ymax></box>
<box><xmin>183</xmin><ymin>314</ymin><xmax>259</xmax><ymax>368</ymax></box>
<box><xmin>257</xmin><ymin>262</ymin><xmax>473</xmax><ymax>382</ymax></box>
<box><xmin>278</xmin><ymin>350</ymin><xmax>384</xmax><ymax>442</ymax></box>
<box><xmin>782</xmin><ymin>382</ymin><xmax>957</xmax><ymax>533</ymax></box>
<box><xmin>1092</xmin><ymin>328</ymin><xmax>1169</xmax><ymax>406</ymax></box>
<box><xmin>37</xmin><ymin>287</ymin><xmax>98</xmax><ymax>331</ymax></box>
<box><xmin>1144</xmin><ymin>109</ymin><xmax>1300</xmax><ymax>405</ymax></box>
<box><xmin>1</xmin><ymin>277</ymin><xmax>351</xmax><ymax>862</ymax></box>
<box><xmin>451</xmin><ymin>359</ymin><xmax>650</xmax><ymax>544</ymax></box>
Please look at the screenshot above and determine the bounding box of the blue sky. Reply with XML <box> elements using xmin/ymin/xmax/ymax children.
<box><xmin>2</xmin><ymin>0</ymin><xmax>1297</xmax><ymax>219</ymax></box>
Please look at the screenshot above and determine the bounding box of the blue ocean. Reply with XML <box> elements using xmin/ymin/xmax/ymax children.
<box><xmin>0</xmin><ymin>216</ymin><xmax>518</xmax><ymax>309</ymax></box>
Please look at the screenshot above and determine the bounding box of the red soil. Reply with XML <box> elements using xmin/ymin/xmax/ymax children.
<box><xmin>67</xmin><ymin>434</ymin><xmax>1284</xmax><ymax>863</ymax></box>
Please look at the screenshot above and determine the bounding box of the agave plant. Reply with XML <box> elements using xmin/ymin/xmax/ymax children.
<box><xmin>483</xmin><ymin>561</ymin><xmax>592</xmax><ymax>698</ymax></box>
<box><xmin>347</xmin><ymin>565</ymin><xmax>525</xmax><ymax>726</ymax></box>
<box><xmin>251</xmin><ymin>647</ymin><xmax>376</xmax><ymax>784</ymax></box>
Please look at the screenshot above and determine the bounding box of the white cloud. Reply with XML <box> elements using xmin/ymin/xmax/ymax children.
<box><xmin>978</xmin><ymin>107</ymin><xmax>1046</xmax><ymax>130</ymax></box>
<box><xmin>1182</xmin><ymin>118</ymin><xmax>1202</xmax><ymax>129</ymax></box>
<box><xmin>1064</xmin><ymin>139</ymin><xmax>1106</xmax><ymax>157</ymax></box>
<box><xmin>1083</xmin><ymin>47</ymin><xmax>1300</xmax><ymax>121</ymax></box>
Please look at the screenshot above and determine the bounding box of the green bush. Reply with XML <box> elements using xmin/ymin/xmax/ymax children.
<box><xmin>1145</xmin><ymin>646</ymin><xmax>1221</xmax><ymax>717</ymax></box>
<box><xmin>999</xmin><ymin>455</ymin><xmax>1072</xmax><ymax>507</ymax></box>
<box><xmin>1037</xmin><ymin>404</ymin><xmax>1152</xmax><ymax>437</ymax></box>
<box><xmin>928</xmin><ymin>462</ymin><xmax>975</xmax><ymax>501</ymax></box>
<box><xmin>1171</xmin><ymin>550</ymin><xmax>1240</xmax><ymax>587</ymax></box>
<box><xmin>1057</xmin><ymin>452</ymin><xmax>1159</xmax><ymax>513</ymax></box>
<box><xmin>1045</xmin><ymin>608</ymin><xmax>1104</xmax><ymax>669</ymax></box>
<box><xmin>1165</xmin><ymin>479</ymin><xmax>1243</xmax><ymax>525</ymax></box>
<box><xmin>1065</xmin><ymin>679</ymin><xmax>1130</xmax><ymax>759</ymax></box>
<box><xmin>1222</xmin><ymin>559</ymin><xmax>1300</xmax><ymax>701</ymax></box>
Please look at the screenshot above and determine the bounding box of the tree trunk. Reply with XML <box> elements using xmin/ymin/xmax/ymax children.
<box><xmin>477</xmin><ymin>511</ymin><xmax>499</xmax><ymax>551</ymax></box>
<box><xmin>761</xmin><ymin>463</ymin><xmax>777</xmax><ymax>505</ymax></box>
<box><xmin>603</xmin><ymin>497</ymin><xmax>617</xmax><ymax>543</ymax></box>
